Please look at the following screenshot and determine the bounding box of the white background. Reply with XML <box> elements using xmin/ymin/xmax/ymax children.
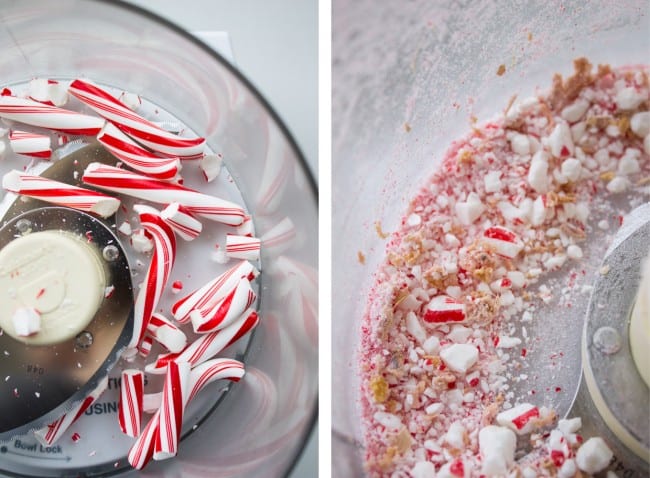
<box><xmin>122</xmin><ymin>1</ymin><xmax>319</xmax><ymax>476</ymax></box>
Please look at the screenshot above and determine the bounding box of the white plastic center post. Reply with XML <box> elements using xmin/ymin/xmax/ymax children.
<box><xmin>0</xmin><ymin>230</ymin><xmax>106</xmax><ymax>345</ymax></box>
<box><xmin>630</xmin><ymin>250</ymin><xmax>650</xmax><ymax>388</ymax></box>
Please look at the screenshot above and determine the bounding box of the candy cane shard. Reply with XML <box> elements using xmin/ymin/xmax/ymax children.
<box><xmin>187</xmin><ymin>358</ymin><xmax>245</xmax><ymax>403</ymax></box>
<box><xmin>97</xmin><ymin>122</ymin><xmax>181</xmax><ymax>180</ymax></box>
<box><xmin>225</xmin><ymin>234</ymin><xmax>261</xmax><ymax>261</ymax></box>
<box><xmin>129</xmin><ymin>205</ymin><xmax>176</xmax><ymax>349</ymax></box>
<box><xmin>482</xmin><ymin>226</ymin><xmax>524</xmax><ymax>259</ymax></box>
<box><xmin>2</xmin><ymin>170</ymin><xmax>121</xmax><ymax>218</ymax></box>
<box><xmin>82</xmin><ymin>162</ymin><xmax>246</xmax><ymax>226</ymax></box>
<box><xmin>160</xmin><ymin>202</ymin><xmax>202</xmax><ymax>241</ymax></box>
<box><xmin>147</xmin><ymin>312</ymin><xmax>187</xmax><ymax>353</ymax></box>
<box><xmin>423</xmin><ymin>295</ymin><xmax>467</xmax><ymax>324</ymax></box>
<box><xmin>9</xmin><ymin>130</ymin><xmax>51</xmax><ymax>159</ymax></box>
<box><xmin>118</xmin><ymin>370</ymin><xmax>144</xmax><ymax>437</ymax></box>
<box><xmin>68</xmin><ymin>79</ymin><xmax>205</xmax><ymax>158</ymax></box>
<box><xmin>171</xmin><ymin>260</ymin><xmax>258</xmax><ymax>324</ymax></box>
<box><xmin>145</xmin><ymin>308</ymin><xmax>259</xmax><ymax>375</ymax></box>
<box><xmin>154</xmin><ymin>361</ymin><xmax>190</xmax><ymax>461</ymax></box>
<box><xmin>34</xmin><ymin>376</ymin><xmax>108</xmax><ymax>446</ymax></box>
<box><xmin>29</xmin><ymin>78</ymin><xmax>68</xmax><ymax>107</ymax></box>
<box><xmin>236</xmin><ymin>215</ymin><xmax>255</xmax><ymax>237</ymax></box>
<box><xmin>0</xmin><ymin>95</ymin><xmax>104</xmax><ymax>135</ymax></box>
<box><xmin>190</xmin><ymin>278</ymin><xmax>256</xmax><ymax>334</ymax></box>
<box><xmin>137</xmin><ymin>333</ymin><xmax>154</xmax><ymax>358</ymax></box>
<box><xmin>128</xmin><ymin>410</ymin><xmax>160</xmax><ymax>469</ymax></box>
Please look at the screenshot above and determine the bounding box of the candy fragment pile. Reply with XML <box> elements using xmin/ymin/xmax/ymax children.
<box><xmin>360</xmin><ymin>59</ymin><xmax>649</xmax><ymax>477</ymax></box>
<box><xmin>0</xmin><ymin>78</ymin><xmax>264</xmax><ymax>468</ymax></box>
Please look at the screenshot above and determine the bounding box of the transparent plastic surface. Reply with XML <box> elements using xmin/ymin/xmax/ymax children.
<box><xmin>0</xmin><ymin>1</ymin><xmax>317</xmax><ymax>476</ymax></box>
<box><xmin>332</xmin><ymin>1</ymin><xmax>649</xmax><ymax>475</ymax></box>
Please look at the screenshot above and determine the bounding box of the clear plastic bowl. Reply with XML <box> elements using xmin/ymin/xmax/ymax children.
<box><xmin>333</xmin><ymin>1</ymin><xmax>649</xmax><ymax>475</ymax></box>
<box><xmin>0</xmin><ymin>0</ymin><xmax>317</xmax><ymax>476</ymax></box>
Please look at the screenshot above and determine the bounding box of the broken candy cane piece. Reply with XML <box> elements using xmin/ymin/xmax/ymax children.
<box><xmin>128</xmin><ymin>409</ymin><xmax>159</xmax><ymax>469</ymax></box>
<box><xmin>118</xmin><ymin>369</ymin><xmax>144</xmax><ymax>437</ymax></box>
<box><xmin>236</xmin><ymin>215</ymin><xmax>254</xmax><ymax>237</ymax></box>
<box><xmin>9</xmin><ymin>130</ymin><xmax>51</xmax><ymax>159</ymax></box>
<box><xmin>548</xmin><ymin>121</ymin><xmax>575</xmax><ymax>158</ymax></box>
<box><xmin>0</xmin><ymin>95</ymin><xmax>104</xmax><ymax>135</ymax></box>
<box><xmin>479</xmin><ymin>425</ymin><xmax>516</xmax><ymax>477</ymax></box>
<box><xmin>12</xmin><ymin>307</ymin><xmax>41</xmax><ymax>337</ymax></box>
<box><xmin>190</xmin><ymin>278</ymin><xmax>256</xmax><ymax>334</ymax></box>
<box><xmin>69</xmin><ymin>79</ymin><xmax>205</xmax><ymax>158</ymax></box>
<box><xmin>423</xmin><ymin>295</ymin><xmax>466</xmax><ymax>324</ymax></box>
<box><xmin>160</xmin><ymin>202</ymin><xmax>202</xmax><ymax>241</ymax></box>
<box><xmin>147</xmin><ymin>313</ymin><xmax>187</xmax><ymax>353</ymax></box>
<box><xmin>439</xmin><ymin>343</ymin><xmax>479</xmax><ymax>374</ymax></box>
<box><xmin>29</xmin><ymin>79</ymin><xmax>68</xmax><ymax>107</ymax></box>
<box><xmin>145</xmin><ymin>308</ymin><xmax>259</xmax><ymax>374</ymax></box>
<box><xmin>454</xmin><ymin>192</ymin><xmax>485</xmax><ymax>225</ymax></box>
<box><xmin>171</xmin><ymin>260</ymin><xmax>258</xmax><ymax>324</ymax></box>
<box><xmin>186</xmin><ymin>358</ymin><xmax>245</xmax><ymax>403</ymax></box>
<box><xmin>97</xmin><ymin>122</ymin><xmax>181</xmax><ymax>180</ymax></box>
<box><xmin>153</xmin><ymin>361</ymin><xmax>190</xmax><ymax>461</ymax></box>
<box><xmin>225</xmin><ymin>234</ymin><xmax>261</xmax><ymax>261</ymax></box>
<box><xmin>137</xmin><ymin>333</ymin><xmax>154</xmax><ymax>358</ymax></box>
<box><xmin>128</xmin><ymin>205</ymin><xmax>176</xmax><ymax>350</ymax></box>
<box><xmin>35</xmin><ymin>376</ymin><xmax>108</xmax><ymax>446</ymax></box>
<box><xmin>82</xmin><ymin>162</ymin><xmax>245</xmax><ymax>226</ymax></box>
<box><xmin>575</xmin><ymin>437</ymin><xmax>613</xmax><ymax>474</ymax></box>
<box><xmin>482</xmin><ymin>226</ymin><xmax>524</xmax><ymax>259</ymax></box>
<box><xmin>2</xmin><ymin>170</ymin><xmax>120</xmax><ymax>218</ymax></box>
<box><xmin>199</xmin><ymin>153</ymin><xmax>222</xmax><ymax>182</ymax></box>
<box><xmin>496</xmin><ymin>403</ymin><xmax>540</xmax><ymax>435</ymax></box>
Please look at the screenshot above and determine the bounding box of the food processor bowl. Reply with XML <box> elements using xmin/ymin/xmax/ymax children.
<box><xmin>332</xmin><ymin>1</ymin><xmax>649</xmax><ymax>476</ymax></box>
<box><xmin>0</xmin><ymin>0</ymin><xmax>317</xmax><ymax>476</ymax></box>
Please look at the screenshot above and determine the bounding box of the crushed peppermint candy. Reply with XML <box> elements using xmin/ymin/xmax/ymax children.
<box><xmin>360</xmin><ymin>60</ymin><xmax>649</xmax><ymax>476</ymax></box>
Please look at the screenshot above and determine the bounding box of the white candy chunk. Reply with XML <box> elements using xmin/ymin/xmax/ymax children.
<box><xmin>482</xmin><ymin>226</ymin><xmax>524</xmax><ymax>258</ymax></box>
<box><xmin>497</xmin><ymin>336</ymin><xmax>521</xmax><ymax>348</ymax></box>
<box><xmin>528</xmin><ymin>151</ymin><xmax>550</xmax><ymax>193</ymax></box>
<box><xmin>558</xmin><ymin>417</ymin><xmax>582</xmax><ymax>435</ymax></box>
<box><xmin>479</xmin><ymin>425</ymin><xmax>516</xmax><ymax>477</ymax></box>
<box><xmin>615</xmin><ymin>87</ymin><xmax>646</xmax><ymax>111</ymax></box>
<box><xmin>561</xmin><ymin>98</ymin><xmax>590</xmax><ymax>123</ymax></box>
<box><xmin>440</xmin><ymin>344</ymin><xmax>479</xmax><ymax>374</ymax></box>
<box><xmin>48</xmin><ymin>83</ymin><xmax>69</xmax><ymax>107</ymax></box>
<box><xmin>618</xmin><ymin>154</ymin><xmax>640</xmax><ymax>176</ymax></box>
<box><xmin>119</xmin><ymin>92</ymin><xmax>142</xmax><ymax>111</ymax></box>
<box><xmin>200</xmin><ymin>154</ymin><xmax>223</xmax><ymax>183</ymax></box>
<box><xmin>645</xmin><ymin>134</ymin><xmax>650</xmax><ymax>156</ymax></box>
<box><xmin>444</xmin><ymin>421</ymin><xmax>466</xmax><ymax>450</ymax></box>
<box><xmin>509</xmin><ymin>133</ymin><xmax>530</xmax><ymax>155</ymax></box>
<box><xmin>373</xmin><ymin>412</ymin><xmax>402</xmax><ymax>430</ymax></box>
<box><xmin>484</xmin><ymin>171</ymin><xmax>503</xmax><ymax>193</ymax></box>
<box><xmin>558</xmin><ymin>459</ymin><xmax>577</xmax><ymax>478</ymax></box>
<box><xmin>437</xmin><ymin>461</ymin><xmax>464</xmax><ymax>478</ymax></box>
<box><xmin>531</xmin><ymin>196</ymin><xmax>546</xmax><ymax>226</ymax></box>
<box><xmin>630</xmin><ymin>111</ymin><xmax>650</xmax><ymax>137</ymax></box>
<box><xmin>575</xmin><ymin>437</ymin><xmax>613</xmax><ymax>474</ymax></box>
<box><xmin>548</xmin><ymin>122</ymin><xmax>575</xmax><ymax>158</ymax></box>
<box><xmin>561</xmin><ymin>158</ymin><xmax>581</xmax><ymax>182</ymax></box>
<box><xmin>405</xmin><ymin>311</ymin><xmax>427</xmax><ymax>344</ymax></box>
<box><xmin>210</xmin><ymin>249</ymin><xmax>229</xmax><ymax>264</ymax></box>
<box><xmin>507</xmin><ymin>271</ymin><xmax>526</xmax><ymax>288</ymax></box>
<box><xmin>407</xmin><ymin>213</ymin><xmax>422</xmax><ymax>226</ymax></box>
<box><xmin>425</xmin><ymin>402</ymin><xmax>443</xmax><ymax>415</ymax></box>
<box><xmin>606</xmin><ymin>176</ymin><xmax>630</xmax><ymax>193</ymax></box>
<box><xmin>496</xmin><ymin>403</ymin><xmax>540</xmax><ymax>434</ymax></box>
<box><xmin>12</xmin><ymin>307</ymin><xmax>41</xmax><ymax>336</ymax></box>
<box><xmin>28</xmin><ymin>78</ymin><xmax>50</xmax><ymax>102</ymax></box>
<box><xmin>411</xmin><ymin>462</ymin><xmax>436</xmax><ymax>478</ymax></box>
<box><xmin>131</xmin><ymin>230</ymin><xmax>154</xmax><ymax>253</ymax></box>
<box><xmin>455</xmin><ymin>192</ymin><xmax>485</xmax><ymax>225</ymax></box>
<box><xmin>448</xmin><ymin>325</ymin><xmax>472</xmax><ymax>343</ymax></box>
<box><xmin>118</xmin><ymin>221</ymin><xmax>132</xmax><ymax>236</ymax></box>
<box><xmin>422</xmin><ymin>335</ymin><xmax>440</xmax><ymax>355</ymax></box>
<box><xmin>497</xmin><ymin>201</ymin><xmax>526</xmax><ymax>223</ymax></box>
<box><xmin>566</xmin><ymin>244</ymin><xmax>583</xmax><ymax>260</ymax></box>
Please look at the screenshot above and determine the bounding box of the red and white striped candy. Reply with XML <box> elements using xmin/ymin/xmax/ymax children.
<box><xmin>118</xmin><ymin>369</ymin><xmax>144</xmax><ymax>437</ymax></box>
<box><xmin>34</xmin><ymin>376</ymin><xmax>108</xmax><ymax>446</ymax></box>
<box><xmin>9</xmin><ymin>130</ymin><xmax>51</xmax><ymax>159</ymax></box>
<box><xmin>97</xmin><ymin>122</ymin><xmax>181</xmax><ymax>180</ymax></box>
<box><xmin>160</xmin><ymin>202</ymin><xmax>202</xmax><ymax>241</ymax></box>
<box><xmin>137</xmin><ymin>333</ymin><xmax>154</xmax><ymax>358</ymax></box>
<box><xmin>128</xmin><ymin>205</ymin><xmax>176</xmax><ymax>349</ymax></box>
<box><xmin>82</xmin><ymin>163</ymin><xmax>246</xmax><ymax>226</ymax></box>
<box><xmin>68</xmin><ymin>79</ymin><xmax>205</xmax><ymax>158</ymax></box>
<box><xmin>482</xmin><ymin>226</ymin><xmax>524</xmax><ymax>259</ymax></box>
<box><xmin>236</xmin><ymin>215</ymin><xmax>254</xmax><ymax>237</ymax></box>
<box><xmin>128</xmin><ymin>410</ymin><xmax>160</xmax><ymax>469</ymax></box>
<box><xmin>190</xmin><ymin>278</ymin><xmax>256</xmax><ymax>333</ymax></box>
<box><xmin>2</xmin><ymin>170</ymin><xmax>120</xmax><ymax>218</ymax></box>
<box><xmin>261</xmin><ymin>217</ymin><xmax>296</xmax><ymax>254</ymax></box>
<box><xmin>423</xmin><ymin>295</ymin><xmax>467</xmax><ymax>324</ymax></box>
<box><xmin>154</xmin><ymin>361</ymin><xmax>190</xmax><ymax>460</ymax></box>
<box><xmin>225</xmin><ymin>234</ymin><xmax>261</xmax><ymax>261</ymax></box>
<box><xmin>0</xmin><ymin>95</ymin><xmax>103</xmax><ymax>135</ymax></box>
<box><xmin>147</xmin><ymin>312</ymin><xmax>187</xmax><ymax>353</ymax></box>
<box><xmin>28</xmin><ymin>79</ymin><xmax>68</xmax><ymax>107</ymax></box>
<box><xmin>171</xmin><ymin>260</ymin><xmax>258</xmax><ymax>324</ymax></box>
<box><xmin>187</xmin><ymin>358</ymin><xmax>245</xmax><ymax>403</ymax></box>
<box><xmin>496</xmin><ymin>403</ymin><xmax>540</xmax><ymax>435</ymax></box>
<box><xmin>145</xmin><ymin>308</ymin><xmax>259</xmax><ymax>374</ymax></box>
